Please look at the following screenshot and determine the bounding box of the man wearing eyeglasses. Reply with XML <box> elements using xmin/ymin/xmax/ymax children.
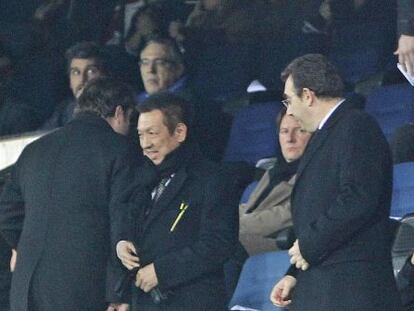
<box><xmin>270</xmin><ymin>54</ymin><xmax>402</xmax><ymax>311</ymax></box>
<box><xmin>137</xmin><ymin>38</ymin><xmax>186</xmax><ymax>102</ymax></box>
<box><xmin>137</xmin><ymin>37</ymin><xmax>231</xmax><ymax>162</ymax></box>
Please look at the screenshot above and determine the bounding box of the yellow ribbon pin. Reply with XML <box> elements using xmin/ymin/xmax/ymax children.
<box><xmin>170</xmin><ymin>202</ymin><xmax>189</xmax><ymax>232</ymax></box>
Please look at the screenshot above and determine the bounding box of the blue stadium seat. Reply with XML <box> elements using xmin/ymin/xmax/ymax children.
<box><xmin>365</xmin><ymin>83</ymin><xmax>414</xmax><ymax>140</ymax></box>
<box><xmin>391</xmin><ymin>162</ymin><xmax>414</xmax><ymax>218</ymax></box>
<box><xmin>229</xmin><ymin>251</ymin><xmax>290</xmax><ymax>311</ymax></box>
<box><xmin>223</xmin><ymin>102</ymin><xmax>281</xmax><ymax>165</ymax></box>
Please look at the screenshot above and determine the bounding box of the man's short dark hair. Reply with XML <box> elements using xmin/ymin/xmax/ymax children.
<box><xmin>137</xmin><ymin>92</ymin><xmax>193</xmax><ymax>134</ymax></box>
<box><xmin>281</xmin><ymin>54</ymin><xmax>344</xmax><ymax>99</ymax></box>
<box><xmin>77</xmin><ymin>78</ymin><xmax>136</xmax><ymax>117</ymax></box>
<box><xmin>140</xmin><ymin>36</ymin><xmax>185</xmax><ymax>67</ymax></box>
<box><xmin>65</xmin><ymin>41</ymin><xmax>110</xmax><ymax>75</ymax></box>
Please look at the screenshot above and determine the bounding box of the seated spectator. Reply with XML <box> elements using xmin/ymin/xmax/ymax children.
<box><xmin>137</xmin><ymin>37</ymin><xmax>231</xmax><ymax>161</ymax></box>
<box><xmin>124</xmin><ymin>4</ymin><xmax>169</xmax><ymax>57</ymax></box>
<box><xmin>41</xmin><ymin>41</ymin><xmax>110</xmax><ymax>130</ymax></box>
<box><xmin>170</xmin><ymin>0</ymin><xmax>263</xmax><ymax>46</ymax></box>
<box><xmin>239</xmin><ymin>107</ymin><xmax>312</xmax><ymax>255</ymax></box>
<box><xmin>397</xmin><ymin>252</ymin><xmax>414</xmax><ymax>310</ymax></box>
<box><xmin>390</xmin><ymin>123</ymin><xmax>414</xmax><ymax>164</ymax></box>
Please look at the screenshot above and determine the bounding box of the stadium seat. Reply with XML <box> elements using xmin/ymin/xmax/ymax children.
<box><xmin>229</xmin><ymin>251</ymin><xmax>290</xmax><ymax>311</ymax></box>
<box><xmin>391</xmin><ymin>162</ymin><xmax>414</xmax><ymax>218</ymax></box>
<box><xmin>223</xmin><ymin>102</ymin><xmax>281</xmax><ymax>165</ymax></box>
<box><xmin>365</xmin><ymin>83</ymin><xmax>414</xmax><ymax>140</ymax></box>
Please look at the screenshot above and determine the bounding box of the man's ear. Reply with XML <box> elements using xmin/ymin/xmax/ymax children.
<box><xmin>302</xmin><ymin>88</ymin><xmax>316</xmax><ymax>106</ymax></box>
<box><xmin>114</xmin><ymin>105</ymin><xmax>125</xmax><ymax>122</ymax></box>
<box><xmin>174</xmin><ymin>122</ymin><xmax>187</xmax><ymax>143</ymax></box>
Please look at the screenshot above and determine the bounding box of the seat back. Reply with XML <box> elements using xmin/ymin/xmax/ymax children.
<box><xmin>365</xmin><ymin>83</ymin><xmax>414</xmax><ymax>140</ymax></box>
<box><xmin>229</xmin><ymin>251</ymin><xmax>290</xmax><ymax>311</ymax></box>
<box><xmin>391</xmin><ymin>162</ymin><xmax>414</xmax><ymax>218</ymax></box>
<box><xmin>224</xmin><ymin>102</ymin><xmax>281</xmax><ymax>165</ymax></box>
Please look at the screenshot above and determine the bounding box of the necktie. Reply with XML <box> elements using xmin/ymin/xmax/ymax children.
<box><xmin>153</xmin><ymin>177</ymin><xmax>169</xmax><ymax>202</ymax></box>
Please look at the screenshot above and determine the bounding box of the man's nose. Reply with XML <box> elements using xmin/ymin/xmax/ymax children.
<box><xmin>140</xmin><ymin>135</ymin><xmax>152</xmax><ymax>149</ymax></box>
<box><xmin>148</xmin><ymin>61</ymin><xmax>157</xmax><ymax>73</ymax></box>
<box><xmin>286</xmin><ymin>131</ymin><xmax>296</xmax><ymax>142</ymax></box>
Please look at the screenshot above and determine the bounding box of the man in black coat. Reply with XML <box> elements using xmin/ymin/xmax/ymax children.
<box><xmin>0</xmin><ymin>78</ymin><xmax>141</xmax><ymax>311</ymax></box>
<box><xmin>114</xmin><ymin>93</ymin><xmax>238</xmax><ymax>310</ymax></box>
<box><xmin>270</xmin><ymin>54</ymin><xmax>402</xmax><ymax>311</ymax></box>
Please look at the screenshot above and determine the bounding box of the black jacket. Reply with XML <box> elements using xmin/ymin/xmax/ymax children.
<box><xmin>288</xmin><ymin>103</ymin><xmax>402</xmax><ymax>311</ymax></box>
<box><xmin>0</xmin><ymin>113</ymin><xmax>141</xmax><ymax>311</ymax></box>
<box><xmin>114</xmin><ymin>145</ymin><xmax>238</xmax><ymax>310</ymax></box>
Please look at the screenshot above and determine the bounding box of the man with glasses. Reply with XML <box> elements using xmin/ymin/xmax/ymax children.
<box><xmin>270</xmin><ymin>54</ymin><xmax>402</xmax><ymax>311</ymax></box>
<box><xmin>137</xmin><ymin>38</ymin><xmax>186</xmax><ymax>101</ymax></box>
<box><xmin>137</xmin><ymin>37</ymin><xmax>231</xmax><ymax>162</ymax></box>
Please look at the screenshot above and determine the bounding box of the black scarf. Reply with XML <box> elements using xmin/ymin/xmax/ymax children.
<box><xmin>142</xmin><ymin>142</ymin><xmax>200</xmax><ymax>190</ymax></box>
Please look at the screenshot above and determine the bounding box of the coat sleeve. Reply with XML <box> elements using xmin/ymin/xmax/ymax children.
<box><xmin>398</xmin><ymin>0</ymin><xmax>414</xmax><ymax>35</ymax></box>
<box><xmin>106</xmin><ymin>143</ymin><xmax>142</xmax><ymax>304</ymax></box>
<box><xmin>153</xmin><ymin>172</ymin><xmax>239</xmax><ymax>291</ymax></box>
<box><xmin>239</xmin><ymin>181</ymin><xmax>292</xmax><ymax>238</ymax></box>
<box><xmin>298</xmin><ymin>114</ymin><xmax>392</xmax><ymax>265</ymax></box>
<box><xmin>0</xmin><ymin>163</ymin><xmax>25</xmax><ymax>249</ymax></box>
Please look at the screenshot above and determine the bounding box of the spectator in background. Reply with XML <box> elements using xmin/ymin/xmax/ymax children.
<box><xmin>239</xmin><ymin>107</ymin><xmax>311</xmax><ymax>255</ymax></box>
<box><xmin>124</xmin><ymin>4</ymin><xmax>169</xmax><ymax>57</ymax></box>
<box><xmin>41</xmin><ymin>41</ymin><xmax>110</xmax><ymax>130</ymax></box>
<box><xmin>137</xmin><ymin>37</ymin><xmax>231</xmax><ymax>161</ymax></box>
<box><xmin>396</xmin><ymin>0</ymin><xmax>414</xmax><ymax>75</ymax></box>
<box><xmin>0</xmin><ymin>78</ymin><xmax>140</xmax><ymax>311</ymax></box>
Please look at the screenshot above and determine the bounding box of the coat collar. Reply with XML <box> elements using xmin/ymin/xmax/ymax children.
<box><xmin>295</xmin><ymin>101</ymin><xmax>350</xmax><ymax>181</ymax></box>
<box><xmin>142</xmin><ymin>166</ymin><xmax>188</xmax><ymax>233</ymax></box>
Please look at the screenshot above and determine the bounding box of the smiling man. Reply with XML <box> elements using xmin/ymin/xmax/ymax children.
<box><xmin>113</xmin><ymin>92</ymin><xmax>238</xmax><ymax>311</ymax></box>
<box><xmin>270</xmin><ymin>54</ymin><xmax>402</xmax><ymax>311</ymax></box>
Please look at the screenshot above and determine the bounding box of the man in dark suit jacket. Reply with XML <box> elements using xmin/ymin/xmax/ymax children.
<box><xmin>270</xmin><ymin>54</ymin><xmax>402</xmax><ymax>311</ymax></box>
<box><xmin>0</xmin><ymin>78</ymin><xmax>141</xmax><ymax>311</ymax></box>
<box><xmin>114</xmin><ymin>93</ymin><xmax>238</xmax><ymax>310</ymax></box>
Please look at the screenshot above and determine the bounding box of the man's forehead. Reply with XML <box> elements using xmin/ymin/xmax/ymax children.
<box><xmin>138</xmin><ymin>110</ymin><xmax>164</xmax><ymax>127</ymax></box>
<box><xmin>70</xmin><ymin>58</ymin><xmax>98</xmax><ymax>68</ymax></box>
<box><xmin>140</xmin><ymin>43</ymin><xmax>170</xmax><ymax>59</ymax></box>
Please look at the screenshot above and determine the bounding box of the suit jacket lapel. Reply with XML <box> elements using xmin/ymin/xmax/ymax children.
<box><xmin>142</xmin><ymin>169</ymin><xmax>188</xmax><ymax>233</ymax></box>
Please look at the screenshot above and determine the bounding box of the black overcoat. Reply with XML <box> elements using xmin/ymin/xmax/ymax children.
<box><xmin>289</xmin><ymin>104</ymin><xmax>402</xmax><ymax>311</ymax></box>
<box><xmin>0</xmin><ymin>113</ymin><xmax>140</xmax><ymax>311</ymax></box>
<box><xmin>114</xmin><ymin>149</ymin><xmax>238</xmax><ymax>311</ymax></box>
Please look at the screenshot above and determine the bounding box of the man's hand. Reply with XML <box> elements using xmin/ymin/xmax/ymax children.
<box><xmin>10</xmin><ymin>249</ymin><xmax>17</xmax><ymax>272</ymax></box>
<box><xmin>395</xmin><ymin>35</ymin><xmax>414</xmax><ymax>76</ymax></box>
<box><xmin>116</xmin><ymin>241</ymin><xmax>140</xmax><ymax>270</ymax></box>
<box><xmin>135</xmin><ymin>263</ymin><xmax>158</xmax><ymax>293</ymax></box>
<box><xmin>288</xmin><ymin>239</ymin><xmax>309</xmax><ymax>271</ymax></box>
<box><xmin>106</xmin><ymin>303</ymin><xmax>130</xmax><ymax>311</ymax></box>
<box><xmin>270</xmin><ymin>275</ymin><xmax>297</xmax><ymax>307</ymax></box>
